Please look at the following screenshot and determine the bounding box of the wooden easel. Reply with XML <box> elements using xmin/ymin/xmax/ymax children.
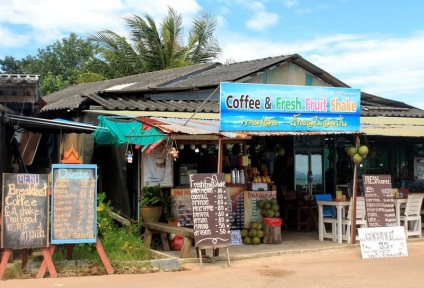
<box><xmin>196</xmin><ymin>245</ymin><xmax>230</xmax><ymax>269</ymax></box>
<box><xmin>0</xmin><ymin>247</ymin><xmax>57</xmax><ymax>279</ymax></box>
<box><xmin>36</xmin><ymin>238</ymin><xmax>113</xmax><ymax>278</ymax></box>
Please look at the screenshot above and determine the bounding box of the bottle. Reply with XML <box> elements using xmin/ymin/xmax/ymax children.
<box><xmin>239</xmin><ymin>169</ymin><xmax>245</xmax><ymax>184</ymax></box>
<box><xmin>231</xmin><ymin>169</ymin><xmax>236</xmax><ymax>184</ymax></box>
<box><xmin>235</xmin><ymin>169</ymin><xmax>240</xmax><ymax>184</ymax></box>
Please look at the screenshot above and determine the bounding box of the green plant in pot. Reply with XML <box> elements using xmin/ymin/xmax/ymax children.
<box><xmin>140</xmin><ymin>184</ymin><xmax>166</xmax><ymax>223</ymax></box>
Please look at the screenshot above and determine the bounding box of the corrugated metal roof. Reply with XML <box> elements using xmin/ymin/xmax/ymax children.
<box><xmin>361</xmin><ymin>117</ymin><xmax>424</xmax><ymax>137</ymax></box>
<box><xmin>3</xmin><ymin>114</ymin><xmax>101</xmax><ymax>134</ymax></box>
<box><xmin>134</xmin><ymin>117</ymin><xmax>245</xmax><ymax>138</ymax></box>
<box><xmin>40</xmin><ymin>54</ymin><xmax>352</xmax><ymax>113</ymax></box>
<box><xmin>0</xmin><ymin>74</ymin><xmax>39</xmax><ymax>84</ymax></box>
<box><xmin>132</xmin><ymin>117</ymin><xmax>360</xmax><ymax>139</ymax></box>
<box><xmin>40</xmin><ymin>57</ymin><xmax>424</xmax><ymax>119</ymax></box>
<box><xmin>86</xmin><ymin>110</ymin><xmax>220</xmax><ymax>120</ymax></box>
<box><xmin>40</xmin><ymin>63</ymin><xmax>219</xmax><ymax>112</ymax></box>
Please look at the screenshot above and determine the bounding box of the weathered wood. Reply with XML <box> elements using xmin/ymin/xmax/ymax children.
<box><xmin>95</xmin><ymin>238</ymin><xmax>114</xmax><ymax>275</ymax></box>
<box><xmin>263</xmin><ymin>222</ymin><xmax>282</xmax><ymax>244</ymax></box>
<box><xmin>0</xmin><ymin>249</ymin><xmax>12</xmax><ymax>280</ymax></box>
<box><xmin>143</xmin><ymin>222</ymin><xmax>194</xmax><ymax>238</ymax></box>
<box><xmin>36</xmin><ymin>246</ymin><xmax>57</xmax><ymax>278</ymax></box>
<box><xmin>142</xmin><ymin>222</ymin><xmax>195</xmax><ymax>258</ymax></box>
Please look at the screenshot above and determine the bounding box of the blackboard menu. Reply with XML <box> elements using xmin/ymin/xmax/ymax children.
<box><xmin>228</xmin><ymin>186</ymin><xmax>244</xmax><ymax>230</ymax></box>
<box><xmin>171</xmin><ymin>188</ymin><xmax>194</xmax><ymax>227</ymax></box>
<box><xmin>362</xmin><ymin>174</ymin><xmax>396</xmax><ymax>227</ymax></box>
<box><xmin>189</xmin><ymin>173</ymin><xmax>231</xmax><ymax>247</ymax></box>
<box><xmin>1</xmin><ymin>173</ymin><xmax>49</xmax><ymax>249</ymax></box>
<box><xmin>51</xmin><ymin>164</ymin><xmax>97</xmax><ymax>244</ymax></box>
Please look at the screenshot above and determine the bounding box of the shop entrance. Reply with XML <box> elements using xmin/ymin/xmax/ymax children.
<box><xmin>294</xmin><ymin>147</ymin><xmax>325</xmax><ymax>197</ymax></box>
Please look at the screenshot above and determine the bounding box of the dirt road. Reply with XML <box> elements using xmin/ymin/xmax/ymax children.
<box><xmin>3</xmin><ymin>241</ymin><xmax>424</xmax><ymax>288</ymax></box>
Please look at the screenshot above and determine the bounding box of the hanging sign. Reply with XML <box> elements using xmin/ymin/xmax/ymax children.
<box><xmin>219</xmin><ymin>82</ymin><xmax>360</xmax><ymax>132</ymax></box>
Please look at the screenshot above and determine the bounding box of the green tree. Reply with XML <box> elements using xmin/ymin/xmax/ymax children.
<box><xmin>0</xmin><ymin>33</ymin><xmax>98</xmax><ymax>95</ymax></box>
<box><xmin>0</xmin><ymin>56</ymin><xmax>23</xmax><ymax>73</ymax></box>
<box><xmin>89</xmin><ymin>6</ymin><xmax>221</xmax><ymax>75</ymax></box>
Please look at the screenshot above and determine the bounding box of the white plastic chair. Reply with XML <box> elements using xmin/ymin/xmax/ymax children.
<box><xmin>399</xmin><ymin>193</ymin><xmax>424</xmax><ymax>238</ymax></box>
<box><xmin>340</xmin><ymin>197</ymin><xmax>367</xmax><ymax>243</ymax></box>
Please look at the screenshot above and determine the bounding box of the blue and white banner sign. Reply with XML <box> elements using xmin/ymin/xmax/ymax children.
<box><xmin>219</xmin><ymin>83</ymin><xmax>361</xmax><ymax>132</ymax></box>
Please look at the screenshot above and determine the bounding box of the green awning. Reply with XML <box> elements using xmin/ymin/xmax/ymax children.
<box><xmin>93</xmin><ymin>115</ymin><xmax>166</xmax><ymax>146</ymax></box>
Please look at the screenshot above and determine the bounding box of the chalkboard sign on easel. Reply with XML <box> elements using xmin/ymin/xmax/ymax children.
<box><xmin>362</xmin><ymin>174</ymin><xmax>396</xmax><ymax>227</ymax></box>
<box><xmin>189</xmin><ymin>173</ymin><xmax>231</xmax><ymax>247</ymax></box>
<box><xmin>1</xmin><ymin>173</ymin><xmax>49</xmax><ymax>249</ymax></box>
<box><xmin>51</xmin><ymin>164</ymin><xmax>97</xmax><ymax>244</ymax></box>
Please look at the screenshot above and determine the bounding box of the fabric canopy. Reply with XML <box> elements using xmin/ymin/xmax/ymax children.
<box><xmin>93</xmin><ymin>115</ymin><xmax>166</xmax><ymax>146</ymax></box>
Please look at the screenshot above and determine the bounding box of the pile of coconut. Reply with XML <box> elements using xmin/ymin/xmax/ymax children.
<box><xmin>346</xmin><ymin>145</ymin><xmax>369</xmax><ymax>164</ymax></box>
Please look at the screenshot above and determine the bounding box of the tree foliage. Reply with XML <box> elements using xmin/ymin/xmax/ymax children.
<box><xmin>89</xmin><ymin>6</ymin><xmax>221</xmax><ymax>74</ymax></box>
<box><xmin>0</xmin><ymin>7</ymin><xmax>221</xmax><ymax>97</ymax></box>
<box><xmin>0</xmin><ymin>33</ymin><xmax>97</xmax><ymax>96</ymax></box>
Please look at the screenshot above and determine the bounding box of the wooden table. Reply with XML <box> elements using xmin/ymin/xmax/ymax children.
<box><xmin>317</xmin><ymin>200</ymin><xmax>350</xmax><ymax>244</ymax></box>
<box><xmin>393</xmin><ymin>198</ymin><xmax>408</xmax><ymax>226</ymax></box>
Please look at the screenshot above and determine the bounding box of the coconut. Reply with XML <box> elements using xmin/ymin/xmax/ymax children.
<box><xmin>352</xmin><ymin>153</ymin><xmax>363</xmax><ymax>164</ymax></box>
<box><xmin>346</xmin><ymin>146</ymin><xmax>357</xmax><ymax>156</ymax></box>
<box><xmin>252</xmin><ymin>236</ymin><xmax>261</xmax><ymax>245</ymax></box>
<box><xmin>358</xmin><ymin>145</ymin><xmax>369</xmax><ymax>157</ymax></box>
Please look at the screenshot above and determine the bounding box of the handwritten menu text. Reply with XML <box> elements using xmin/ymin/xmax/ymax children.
<box><xmin>51</xmin><ymin>164</ymin><xmax>97</xmax><ymax>244</ymax></box>
<box><xmin>1</xmin><ymin>173</ymin><xmax>49</xmax><ymax>249</ymax></box>
<box><xmin>189</xmin><ymin>173</ymin><xmax>231</xmax><ymax>247</ymax></box>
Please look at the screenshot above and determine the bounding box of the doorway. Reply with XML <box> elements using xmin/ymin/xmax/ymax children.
<box><xmin>294</xmin><ymin>147</ymin><xmax>325</xmax><ymax>197</ymax></box>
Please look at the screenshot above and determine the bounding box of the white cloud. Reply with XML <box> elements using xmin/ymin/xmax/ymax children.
<box><xmin>217</xmin><ymin>30</ymin><xmax>424</xmax><ymax>109</ymax></box>
<box><xmin>0</xmin><ymin>0</ymin><xmax>202</xmax><ymax>57</ymax></box>
<box><xmin>283</xmin><ymin>0</ymin><xmax>298</xmax><ymax>8</ymax></box>
<box><xmin>245</xmin><ymin>11</ymin><xmax>279</xmax><ymax>31</ymax></box>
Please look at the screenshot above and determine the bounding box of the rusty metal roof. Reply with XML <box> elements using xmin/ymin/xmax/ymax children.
<box><xmin>132</xmin><ymin>116</ymin><xmax>360</xmax><ymax>139</ymax></box>
<box><xmin>361</xmin><ymin>117</ymin><xmax>424</xmax><ymax>137</ymax></box>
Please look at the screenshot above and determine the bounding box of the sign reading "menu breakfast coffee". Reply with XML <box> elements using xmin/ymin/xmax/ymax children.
<box><xmin>189</xmin><ymin>173</ymin><xmax>231</xmax><ymax>247</ymax></box>
<box><xmin>1</xmin><ymin>173</ymin><xmax>49</xmax><ymax>249</ymax></box>
<box><xmin>362</xmin><ymin>174</ymin><xmax>396</xmax><ymax>227</ymax></box>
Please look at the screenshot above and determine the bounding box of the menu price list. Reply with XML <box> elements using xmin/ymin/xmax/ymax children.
<box><xmin>1</xmin><ymin>173</ymin><xmax>49</xmax><ymax>249</ymax></box>
<box><xmin>362</xmin><ymin>174</ymin><xmax>396</xmax><ymax>227</ymax></box>
<box><xmin>190</xmin><ymin>173</ymin><xmax>231</xmax><ymax>247</ymax></box>
<box><xmin>171</xmin><ymin>188</ymin><xmax>194</xmax><ymax>227</ymax></box>
<box><xmin>52</xmin><ymin>165</ymin><xmax>97</xmax><ymax>244</ymax></box>
<box><xmin>229</xmin><ymin>194</ymin><xmax>244</xmax><ymax>230</ymax></box>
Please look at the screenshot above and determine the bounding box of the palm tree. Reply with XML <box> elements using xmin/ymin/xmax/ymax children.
<box><xmin>88</xmin><ymin>6</ymin><xmax>221</xmax><ymax>77</ymax></box>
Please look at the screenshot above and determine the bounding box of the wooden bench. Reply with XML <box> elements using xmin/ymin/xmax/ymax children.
<box><xmin>142</xmin><ymin>222</ymin><xmax>194</xmax><ymax>258</ymax></box>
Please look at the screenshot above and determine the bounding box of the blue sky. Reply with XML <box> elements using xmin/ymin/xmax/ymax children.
<box><xmin>1</xmin><ymin>0</ymin><xmax>423</xmax><ymax>109</ymax></box>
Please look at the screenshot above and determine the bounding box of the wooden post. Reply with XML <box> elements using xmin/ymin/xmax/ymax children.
<box><xmin>351</xmin><ymin>134</ymin><xmax>360</xmax><ymax>244</ymax></box>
